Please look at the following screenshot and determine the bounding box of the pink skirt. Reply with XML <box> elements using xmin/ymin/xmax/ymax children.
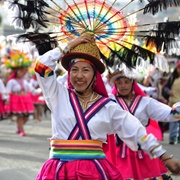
<box><xmin>116</xmin><ymin>143</ymin><xmax>171</xmax><ymax>179</ymax></box>
<box><xmin>0</xmin><ymin>94</ymin><xmax>6</xmax><ymax>119</ymax></box>
<box><xmin>7</xmin><ymin>92</ymin><xmax>34</xmax><ymax>114</ymax></box>
<box><xmin>36</xmin><ymin>158</ymin><xmax>122</xmax><ymax>180</ymax></box>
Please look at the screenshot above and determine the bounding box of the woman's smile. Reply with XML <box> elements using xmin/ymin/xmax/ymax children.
<box><xmin>70</xmin><ymin>61</ymin><xmax>95</xmax><ymax>93</ymax></box>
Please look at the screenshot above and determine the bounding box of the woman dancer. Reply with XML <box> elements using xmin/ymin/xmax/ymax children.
<box><xmin>4</xmin><ymin>50</ymin><xmax>40</xmax><ymax>136</ymax></box>
<box><xmin>35</xmin><ymin>33</ymin><xmax>180</xmax><ymax>179</ymax></box>
<box><xmin>109</xmin><ymin>70</ymin><xmax>180</xmax><ymax>179</ymax></box>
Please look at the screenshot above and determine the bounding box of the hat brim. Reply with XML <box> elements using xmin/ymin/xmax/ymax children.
<box><xmin>109</xmin><ymin>69</ymin><xmax>143</xmax><ymax>85</ymax></box>
<box><xmin>109</xmin><ymin>72</ymin><xmax>125</xmax><ymax>86</ymax></box>
<box><xmin>61</xmin><ymin>52</ymin><xmax>105</xmax><ymax>74</ymax></box>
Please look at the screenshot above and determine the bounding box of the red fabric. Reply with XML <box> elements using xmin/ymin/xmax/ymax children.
<box><xmin>7</xmin><ymin>72</ymin><xmax>17</xmax><ymax>82</ymax></box>
<box><xmin>32</xmin><ymin>74</ymin><xmax>37</xmax><ymax>80</ymax></box>
<box><xmin>103</xmin><ymin>134</ymin><xmax>117</xmax><ymax>165</ymax></box>
<box><xmin>146</xmin><ymin>119</ymin><xmax>163</xmax><ymax>141</ymax></box>
<box><xmin>94</xmin><ymin>71</ymin><xmax>108</xmax><ymax>97</ymax></box>
<box><xmin>133</xmin><ymin>81</ymin><xmax>146</xmax><ymax>96</ymax></box>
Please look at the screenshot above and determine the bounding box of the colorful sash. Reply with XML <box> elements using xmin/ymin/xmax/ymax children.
<box><xmin>55</xmin><ymin>90</ymin><xmax>112</xmax><ymax>180</ymax></box>
<box><xmin>116</xmin><ymin>95</ymin><xmax>144</xmax><ymax>159</ymax></box>
<box><xmin>50</xmin><ymin>139</ymin><xmax>106</xmax><ymax>161</ymax></box>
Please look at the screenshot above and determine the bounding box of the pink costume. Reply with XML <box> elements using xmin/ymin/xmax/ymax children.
<box><xmin>6</xmin><ymin>75</ymin><xmax>35</xmax><ymax>116</ymax></box>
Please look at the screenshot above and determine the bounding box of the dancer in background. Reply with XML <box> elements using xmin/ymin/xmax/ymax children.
<box><xmin>4</xmin><ymin>50</ymin><xmax>40</xmax><ymax>136</ymax></box>
<box><xmin>109</xmin><ymin>70</ymin><xmax>180</xmax><ymax>179</ymax></box>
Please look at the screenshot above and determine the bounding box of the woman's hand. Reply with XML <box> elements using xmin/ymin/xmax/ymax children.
<box><xmin>165</xmin><ymin>158</ymin><xmax>180</xmax><ymax>175</ymax></box>
<box><xmin>68</xmin><ymin>33</ymin><xmax>93</xmax><ymax>50</ymax></box>
<box><xmin>160</xmin><ymin>154</ymin><xmax>180</xmax><ymax>175</ymax></box>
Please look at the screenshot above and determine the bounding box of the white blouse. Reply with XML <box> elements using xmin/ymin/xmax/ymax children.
<box><xmin>6</xmin><ymin>79</ymin><xmax>31</xmax><ymax>92</ymax></box>
<box><xmin>6</xmin><ymin>78</ymin><xmax>41</xmax><ymax>95</ymax></box>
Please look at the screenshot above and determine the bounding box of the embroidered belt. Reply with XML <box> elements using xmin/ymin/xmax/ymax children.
<box><xmin>50</xmin><ymin>140</ymin><xmax>106</xmax><ymax>161</ymax></box>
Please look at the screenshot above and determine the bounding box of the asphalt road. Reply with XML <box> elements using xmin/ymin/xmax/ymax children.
<box><xmin>0</xmin><ymin>114</ymin><xmax>51</xmax><ymax>180</ymax></box>
<box><xmin>0</xmin><ymin>113</ymin><xmax>180</xmax><ymax>180</ymax></box>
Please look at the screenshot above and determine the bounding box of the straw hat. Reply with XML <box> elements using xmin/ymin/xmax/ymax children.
<box><xmin>61</xmin><ymin>37</ymin><xmax>105</xmax><ymax>74</ymax></box>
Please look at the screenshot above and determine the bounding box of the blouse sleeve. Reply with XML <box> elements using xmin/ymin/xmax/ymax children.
<box><xmin>145</xmin><ymin>97</ymin><xmax>180</xmax><ymax>122</ymax></box>
<box><xmin>34</xmin><ymin>44</ymin><xmax>68</xmax><ymax>110</ymax></box>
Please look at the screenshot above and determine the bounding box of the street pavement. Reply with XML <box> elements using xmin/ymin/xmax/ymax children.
<box><xmin>0</xmin><ymin>113</ymin><xmax>180</xmax><ymax>180</ymax></box>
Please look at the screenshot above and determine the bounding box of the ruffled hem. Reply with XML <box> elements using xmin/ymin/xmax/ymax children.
<box><xmin>124</xmin><ymin>172</ymin><xmax>172</xmax><ymax>180</ymax></box>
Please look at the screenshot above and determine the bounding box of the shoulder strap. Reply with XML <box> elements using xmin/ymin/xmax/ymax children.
<box><xmin>68</xmin><ymin>89</ymin><xmax>112</xmax><ymax>140</ymax></box>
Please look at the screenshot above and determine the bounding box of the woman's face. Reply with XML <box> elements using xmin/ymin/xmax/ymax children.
<box><xmin>16</xmin><ymin>67</ymin><xmax>28</xmax><ymax>78</ymax></box>
<box><xmin>115</xmin><ymin>77</ymin><xmax>133</xmax><ymax>96</ymax></box>
<box><xmin>70</xmin><ymin>61</ymin><xmax>95</xmax><ymax>93</ymax></box>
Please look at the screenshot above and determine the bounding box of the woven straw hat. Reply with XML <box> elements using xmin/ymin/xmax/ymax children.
<box><xmin>61</xmin><ymin>38</ymin><xmax>105</xmax><ymax>74</ymax></box>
